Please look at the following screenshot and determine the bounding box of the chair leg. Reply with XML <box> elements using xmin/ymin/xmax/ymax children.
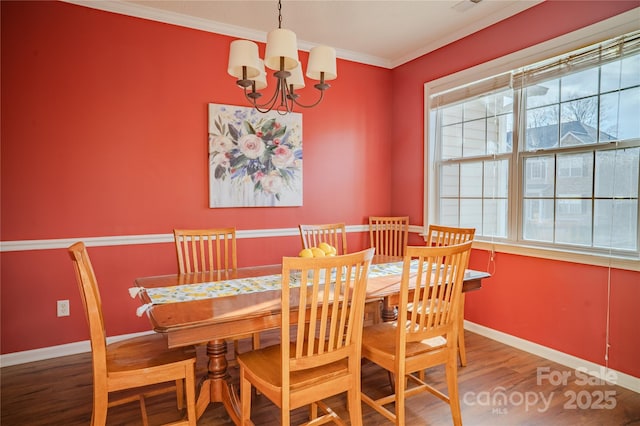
<box><xmin>240</xmin><ymin>368</ymin><xmax>252</xmax><ymax>425</ymax></box>
<box><xmin>175</xmin><ymin>379</ymin><xmax>184</xmax><ymax>410</ymax></box>
<box><xmin>395</xmin><ymin>371</ymin><xmax>406</xmax><ymax>426</ymax></box>
<box><xmin>281</xmin><ymin>404</ymin><xmax>291</xmax><ymax>426</ymax></box>
<box><xmin>139</xmin><ymin>395</ymin><xmax>149</xmax><ymax>426</ymax></box>
<box><xmin>347</xmin><ymin>386</ymin><xmax>363</xmax><ymax>426</ymax></box>
<box><xmin>185</xmin><ymin>365</ymin><xmax>197</xmax><ymax>426</ymax></box>
<box><xmin>458</xmin><ymin>294</ymin><xmax>467</xmax><ymax>367</ymax></box>
<box><xmin>446</xmin><ymin>355</ymin><xmax>462</xmax><ymax>426</ymax></box>
<box><xmin>91</xmin><ymin>388</ymin><xmax>108</xmax><ymax>426</ymax></box>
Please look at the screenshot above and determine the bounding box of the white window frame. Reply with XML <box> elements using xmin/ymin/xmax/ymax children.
<box><xmin>424</xmin><ymin>9</ymin><xmax>640</xmax><ymax>272</ymax></box>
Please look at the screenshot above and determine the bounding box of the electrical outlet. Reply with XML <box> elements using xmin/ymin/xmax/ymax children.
<box><xmin>57</xmin><ymin>300</ymin><xmax>70</xmax><ymax>317</ymax></box>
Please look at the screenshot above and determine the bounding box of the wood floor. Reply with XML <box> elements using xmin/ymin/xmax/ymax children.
<box><xmin>2</xmin><ymin>330</ymin><xmax>639</xmax><ymax>425</ymax></box>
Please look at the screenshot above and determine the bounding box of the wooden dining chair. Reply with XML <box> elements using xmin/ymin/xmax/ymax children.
<box><xmin>368</xmin><ymin>216</ymin><xmax>410</xmax><ymax>257</ymax></box>
<box><xmin>173</xmin><ymin>228</ymin><xmax>259</xmax><ymax>355</ymax></box>
<box><xmin>68</xmin><ymin>242</ymin><xmax>196</xmax><ymax>426</ymax></box>
<box><xmin>298</xmin><ymin>222</ymin><xmax>348</xmax><ymax>255</ymax></box>
<box><xmin>360</xmin><ymin>242</ymin><xmax>473</xmax><ymax>426</ymax></box>
<box><xmin>426</xmin><ymin>224</ymin><xmax>476</xmax><ymax>366</ymax></box>
<box><xmin>173</xmin><ymin>227</ymin><xmax>238</xmax><ymax>274</ymax></box>
<box><xmin>237</xmin><ymin>248</ymin><xmax>375</xmax><ymax>426</ymax></box>
<box><xmin>426</xmin><ymin>224</ymin><xmax>476</xmax><ymax>248</ymax></box>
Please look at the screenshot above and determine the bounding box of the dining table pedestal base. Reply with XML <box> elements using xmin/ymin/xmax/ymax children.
<box><xmin>195</xmin><ymin>339</ymin><xmax>242</xmax><ymax>425</ymax></box>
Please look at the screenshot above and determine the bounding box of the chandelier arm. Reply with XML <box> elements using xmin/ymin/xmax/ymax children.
<box><xmin>290</xmin><ymin>88</ymin><xmax>326</xmax><ymax>109</ymax></box>
<box><xmin>243</xmin><ymin>79</ymin><xmax>281</xmax><ymax>110</ymax></box>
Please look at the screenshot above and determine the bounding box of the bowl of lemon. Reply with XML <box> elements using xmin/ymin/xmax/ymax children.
<box><xmin>298</xmin><ymin>243</ymin><xmax>337</xmax><ymax>280</ymax></box>
<box><xmin>298</xmin><ymin>242</ymin><xmax>337</xmax><ymax>258</ymax></box>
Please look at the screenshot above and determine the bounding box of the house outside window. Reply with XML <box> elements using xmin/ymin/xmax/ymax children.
<box><xmin>426</xmin><ymin>29</ymin><xmax>640</xmax><ymax>259</ymax></box>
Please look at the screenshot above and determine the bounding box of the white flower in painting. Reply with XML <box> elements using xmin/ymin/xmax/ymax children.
<box><xmin>260</xmin><ymin>172</ymin><xmax>284</xmax><ymax>194</ymax></box>
<box><xmin>238</xmin><ymin>134</ymin><xmax>265</xmax><ymax>159</ymax></box>
<box><xmin>271</xmin><ymin>145</ymin><xmax>295</xmax><ymax>168</ymax></box>
<box><xmin>212</xmin><ymin>152</ymin><xmax>230</xmax><ymax>169</ymax></box>
<box><xmin>209</xmin><ymin>134</ymin><xmax>233</xmax><ymax>153</ymax></box>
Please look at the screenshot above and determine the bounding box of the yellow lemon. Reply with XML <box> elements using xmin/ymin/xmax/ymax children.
<box><xmin>318</xmin><ymin>242</ymin><xmax>334</xmax><ymax>255</ymax></box>
<box><xmin>299</xmin><ymin>248</ymin><xmax>313</xmax><ymax>258</ymax></box>
<box><xmin>310</xmin><ymin>247</ymin><xmax>326</xmax><ymax>257</ymax></box>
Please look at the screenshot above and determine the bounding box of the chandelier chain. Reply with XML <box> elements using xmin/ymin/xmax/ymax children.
<box><xmin>277</xmin><ymin>0</ymin><xmax>282</xmax><ymax>29</ymax></box>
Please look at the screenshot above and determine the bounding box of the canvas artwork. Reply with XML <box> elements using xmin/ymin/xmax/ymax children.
<box><xmin>208</xmin><ymin>103</ymin><xmax>303</xmax><ymax>207</ymax></box>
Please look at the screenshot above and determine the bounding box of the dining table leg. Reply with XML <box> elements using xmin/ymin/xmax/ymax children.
<box><xmin>381</xmin><ymin>297</ymin><xmax>398</xmax><ymax>322</ymax></box>
<box><xmin>195</xmin><ymin>339</ymin><xmax>242</xmax><ymax>425</ymax></box>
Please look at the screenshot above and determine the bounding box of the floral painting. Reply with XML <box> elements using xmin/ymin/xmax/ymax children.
<box><xmin>208</xmin><ymin>103</ymin><xmax>303</xmax><ymax>207</ymax></box>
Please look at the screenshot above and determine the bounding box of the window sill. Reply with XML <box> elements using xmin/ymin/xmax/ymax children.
<box><xmin>470</xmin><ymin>240</ymin><xmax>639</xmax><ymax>272</ymax></box>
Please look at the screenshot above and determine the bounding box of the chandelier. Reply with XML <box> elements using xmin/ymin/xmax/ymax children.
<box><xmin>227</xmin><ymin>0</ymin><xmax>337</xmax><ymax>114</ymax></box>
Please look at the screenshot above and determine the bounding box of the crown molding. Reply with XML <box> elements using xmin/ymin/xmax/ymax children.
<box><xmin>61</xmin><ymin>0</ymin><xmax>390</xmax><ymax>68</ymax></box>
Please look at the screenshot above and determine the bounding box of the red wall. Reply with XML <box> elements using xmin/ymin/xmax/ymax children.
<box><xmin>1</xmin><ymin>0</ymin><xmax>638</xmax><ymax>379</ymax></box>
<box><xmin>390</xmin><ymin>0</ymin><xmax>640</xmax><ymax>378</ymax></box>
<box><xmin>0</xmin><ymin>1</ymin><xmax>392</xmax><ymax>353</ymax></box>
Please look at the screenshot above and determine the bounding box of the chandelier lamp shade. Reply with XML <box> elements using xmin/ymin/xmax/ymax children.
<box><xmin>226</xmin><ymin>0</ymin><xmax>337</xmax><ymax>114</ymax></box>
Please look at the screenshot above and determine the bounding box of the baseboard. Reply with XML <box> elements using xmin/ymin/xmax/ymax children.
<box><xmin>0</xmin><ymin>331</ymin><xmax>153</xmax><ymax>368</ymax></box>
<box><xmin>464</xmin><ymin>320</ymin><xmax>640</xmax><ymax>394</ymax></box>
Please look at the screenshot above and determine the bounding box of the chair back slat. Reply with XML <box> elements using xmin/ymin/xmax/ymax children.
<box><xmin>298</xmin><ymin>223</ymin><xmax>348</xmax><ymax>255</ymax></box>
<box><xmin>398</xmin><ymin>242</ymin><xmax>472</xmax><ymax>345</ymax></box>
<box><xmin>369</xmin><ymin>216</ymin><xmax>410</xmax><ymax>257</ymax></box>
<box><xmin>282</xmin><ymin>248</ymin><xmax>374</xmax><ymax>372</ymax></box>
<box><xmin>173</xmin><ymin>228</ymin><xmax>237</xmax><ymax>273</ymax></box>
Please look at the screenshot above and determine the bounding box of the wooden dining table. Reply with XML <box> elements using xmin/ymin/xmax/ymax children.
<box><xmin>133</xmin><ymin>254</ymin><xmax>490</xmax><ymax>424</ymax></box>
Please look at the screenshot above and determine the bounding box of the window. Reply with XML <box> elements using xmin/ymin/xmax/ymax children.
<box><xmin>427</xmin><ymin>29</ymin><xmax>640</xmax><ymax>259</ymax></box>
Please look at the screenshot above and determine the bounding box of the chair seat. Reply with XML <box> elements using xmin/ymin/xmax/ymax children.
<box><xmin>107</xmin><ymin>334</ymin><xmax>196</xmax><ymax>373</ymax></box>
<box><xmin>238</xmin><ymin>343</ymin><xmax>350</xmax><ymax>390</ymax></box>
<box><xmin>362</xmin><ymin>323</ymin><xmax>448</xmax><ymax>359</ymax></box>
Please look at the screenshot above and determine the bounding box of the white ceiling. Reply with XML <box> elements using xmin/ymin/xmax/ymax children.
<box><xmin>68</xmin><ymin>0</ymin><xmax>543</xmax><ymax>68</ymax></box>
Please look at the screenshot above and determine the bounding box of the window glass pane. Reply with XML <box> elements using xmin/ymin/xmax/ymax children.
<box><xmin>483</xmin><ymin>198</ymin><xmax>508</xmax><ymax>237</ymax></box>
<box><xmin>601</xmin><ymin>53</ymin><xmax>640</xmax><ymax>92</ymax></box>
<box><xmin>620</xmin><ymin>53</ymin><xmax>640</xmax><ymax>89</ymax></box>
<box><xmin>460</xmin><ymin>162</ymin><xmax>483</xmax><ymax>197</ymax></box>
<box><xmin>524</xmin><ymin>156</ymin><xmax>555</xmax><ymax>197</ymax></box>
<box><xmin>594</xmin><ymin>199</ymin><xmax>638</xmax><ymax>250</ymax></box>
<box><xmin>441</xmin><ymin>104</ymin><xmax>463</xmax><ymax>126</ymax></box>
<box><xmin>561</xmin><ymin>68</ymin><xmax>599</xmax><ymax>101</ymax></box>
<box><xmin>441</xmin><ymin>123</ymin><xmax>462</xmax><ymax>159</ymax></box>
<box><xmin>526</xmin><ymin>79</ymin><xmax>559</xmax><ymax>108</ymax></box>
<box><xmin>556</xmin><ymin>153</ymin><xmax>593</xmax><ymax>197</ymax></box>
<box><xmin>439</xmin><ymin>199</ymin><xmax>459</xmax><ymax>226</ymax></box>
<box><xmin>560</xmin><ymin>97</ymin><xmax>598</xmax><ymax>146</ymax></box>
<box><xmin>485</xmin><ymin>90</ymin><xmax>514</xmax><ymax>115</ymax></box>
<box><xmin>525</xmin><ymin>105</ymin><xmax>559</xmax><ymax>150</ymax></box>
<box><xmin>595</xmin><ymin>148</ymin><xmax>640</xmax><ymax>198</ymax></box>
<box><xmin>460</xmin><ymin>199</ymin><xmax>482</xmax><ymax>231</ymax></box>
<box><xmin>464</xmin><ymin>98</ymin><xmax>486</xmax><ymax>120</ymax></box>
<box><xmin>484</xmin><ymin>160</ymin><xmax>509</xmax><ymax>197</ymax></box>
<box><xmin>463</xmin><ymin>119</ymin><xmax>486</xmax><ymax>156</ymax></box>
<box><xmin>488</xmin><ymin>113</ymin><xmax>513</xmax><ymax>154</ymax></box>
<box><xmin>440</xmin><ymin>164</ymin><xmax>459</xmax><ymax>197</ymax></box>
<box><xmin>523</xmin><ymin>199</ymin><xmax>554</xmax><ymax>242</ymax></box>
<box><xmin>555</xmin><ymin>199</ymin><xmax>592</xmax><ymax>246</ymax></box>
<box><xmin>600</xmin><ymin>87</ymin><xmax>640</xmax><ymax>141</ymax></box>
<box><xmin>600</xmin><ymin>60</ymin><xmax>621</xmax><ymax>93</ymax></box>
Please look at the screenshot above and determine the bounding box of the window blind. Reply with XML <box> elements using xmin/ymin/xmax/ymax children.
<box><xmin>428</xmin><ymin>73</ymin><xmax>512</xmax><ymax>109</ymax></box>
<box><xmin>511</xmin><ymin>30</ymin><xmax>640</xmax><ymax>89</ymax></box>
